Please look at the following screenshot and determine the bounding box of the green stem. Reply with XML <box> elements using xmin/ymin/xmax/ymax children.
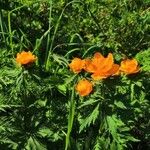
<box><xmin>65</xmin><ymin>87</ymin><xmax>75</xmax><ymax>150</ymax></box>
<box><xmin>45</xmin><ymin>1</ymin><xmax>83</xmax><ymax>71</ymax></box>
<box><xmin>0</xmin><ymin>10</ymin><xmax>6</xmax><ymax>44</ymax></box>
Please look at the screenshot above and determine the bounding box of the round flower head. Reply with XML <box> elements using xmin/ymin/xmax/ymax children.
<box><xmin>120</xmin><ymin>59</ymin><xmax>140</xmax><ymax>75</ymax></box>
<box><xmin>69</xmin><ymin>58</ymin><xmax>84</xmax><ymax>73</ymax></box>
<box><xmin>76</xmin><ymin>79</ymin><xmax>93</xmax><ymax>96</ymax></box>
<box><xmin>16</xmin><ymin>51</ymin><xmax>36</xmax><ymax>65</ymax></box>
<box><xmin>84</xmin><ymin>52</ymin><xmax>119</xmax><ymax>80</ymax></box>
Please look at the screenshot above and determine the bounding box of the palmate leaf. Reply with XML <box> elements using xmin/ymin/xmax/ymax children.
<box><xmin>79</xmin><ymin>104</ymin><xmax>99</xmax><ymax>133</ymax></box>
<box><xmin>106</xmin><ymin>115</ymin><xmax>118</xmax><ymax>141</ymax></box>
<box><xmin>78</xmin><ymin>99</ymin><xmax>100</xmax><ymax>109</ymax></box>
<box><xmin>25</xmin><ymin>137</ymin><xmax>47</xmax><ymax>150</ymax></box>
<box><xmin>94</xmin><ymin>136</ymin><xmax>111</xmax><ymax>150</ymax></box>
<box><xmin>0</xmin><ymin>138</ymin><xmax>18</xmax><ymax>150</ymax></box>
<box><xmin>38</xmin><ymin>127</ymin><xmax>62</xmax><ymax>142</ymax></box>
<box><xmin>0</xmin><ymin>117</ymin><xmax>20</xmax><ymax>149</ymax></box>
<box><xmin>106</xmin><ymin>115</ymin><xmax>140</xmax><ymax>149</ymax></box>
<box><xmin>136</xmin><ymin>48</ymin><xmax>150</xmax><ymax>72</ymax></box>
<box><xmin>94</xmin><ymin>137</ymin><xmax>103</xmax><ymax>150</ymax></box>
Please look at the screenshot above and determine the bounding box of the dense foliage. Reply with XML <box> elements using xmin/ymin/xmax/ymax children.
<box><xmin>0</xmin><ymin>0</ymin><xmax>150</xmax><ymax>149</ymax></box>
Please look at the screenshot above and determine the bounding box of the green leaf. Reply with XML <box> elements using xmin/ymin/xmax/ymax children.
<box><xmin>110</xmin><ymin>141</ymin><xmax>117</xmax><ymax>150</ymax></box>
<box><xmin>136</xmin><ymin>48</ymin><xmax>150</xmax><ymax>72</ymax></box>
<box><xmin>125</xmin><ymin>136</ymin><xmax>140</xmax><ymax>142</ymax></box>
<box><xmin>106</xmin><ymin>115</ymin><xmax>118</xmax><ymax>141</ymax></box>
<box><xmin>65</xmin><ymin>74</ymin><xmax>77</xmax><ymax>85</ymax></box>
<box><xmin>35</xmin><ymin>99</ymin><xmax>47</xmax><ymax>107</ymax></box>
<box><xmin>53</xmin><ymin>54</ymin><xmax>68</xmax><ymax>67</ymax></box>
<box><xmin>57</xmin><ymin>84</ymin><xmax>67</xmax><ymax>95</ymax></box>
<box><xmin>114</xmin><ymin>101</ymin><xmax>127</xmax><ymax>109</ymax></box>
<box><xmin>38</xmin><ymin>128</ymin><xmax>53</xmax><ymax>138</ymax></box>
<box><xmin>25</xmin><ymin>137</ymin><xmax>46</xmax><ymax>150</ymax></box>
<box><xmin>79</xmin><ymin>104</ymin><xmax>99</xmax><ymax>132</ymax></box>
<box><xmin>78</xmin><ymin>99</ymin><xmax>100</xmax><ymax>109</ymax></box>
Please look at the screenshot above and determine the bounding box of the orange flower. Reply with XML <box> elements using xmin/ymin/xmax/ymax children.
<box><xmin>76</xmin><ymin>79</ymin><xmax>93</xmax><ymax>96</ymax></box>
<box><xmin>69</xmin><ymin>58</ymin><xmax>84</xmax><ymax>73</ymax></box>
<box><xmin>16</xmin><ymin>51</ymin><xmax>36</xmax><ymax>65</ymax></box>
<box><xmin>84</xmin><ymin>52</ymin><xmax>119</xmax><ymax>80</ymax></box>
<box><xmin>107</xmin><ymin>64</ymin><xmax>120</xmax><ymax>76</ymax></box>
<box><xmin>120</xmin><ymin>59</ymin><xmax>140</xmax><ymax>74</ymax></box>
<box><xmin>83</xmin><ymin>58</ymin><xmax>96</xmax><ymax>73</ymax></box>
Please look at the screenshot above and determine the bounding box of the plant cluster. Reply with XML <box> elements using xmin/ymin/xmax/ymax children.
<box><xmin>0</xmin><ymin>0</ymin><xmax>150</xmax><ymax>150</ymax></box>
<box><xmin>69</xmin><ymin>52</ymin><xmax>140</xmax><ymax>97</ymax></box>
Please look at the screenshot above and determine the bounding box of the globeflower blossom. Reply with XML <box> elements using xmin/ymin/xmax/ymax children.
<box><xmin>16</xmin><ymin>51</ymin><xmax>36</xmax><ymax>65</ymax></box>
<box><xmin>84</xmin><ymin>52</ymin><xmax>119</xmax><ymax>80</ymax></box>
<box><xmin>120</xmin><ymin>59</ymin><xmax>140</xmax><ymax>74</ymax></box>
<box><xmin>69</xmin><ymin>58</ymin><xmax>85</xmax><ymax>73</ymax></box>
<box><xmin>76</xmin><ymin>79</ymin><xmax>93</xmax><ymax>96</ymax></box>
